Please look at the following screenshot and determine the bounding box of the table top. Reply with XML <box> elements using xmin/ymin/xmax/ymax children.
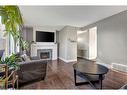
<box><xmin>73</xmin><ymin>63</ymin><xmax>109</xmax><ymax>75</ymax></box>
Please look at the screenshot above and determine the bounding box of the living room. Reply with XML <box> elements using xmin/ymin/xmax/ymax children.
<box><xmin>1</xmin><ymin>5</ymin><xmax>127</xmax><ymax>92</ymax></box>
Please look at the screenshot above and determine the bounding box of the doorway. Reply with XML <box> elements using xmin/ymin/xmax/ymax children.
<box><xmin>77</xmin><ymin>27</ymin><xmax>97</xmax><ymax>60</ymax></box>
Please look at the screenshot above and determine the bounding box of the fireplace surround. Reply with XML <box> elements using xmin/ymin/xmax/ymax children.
<box><xmin>31</xmin><ymin>43</ymin><xmax>57</xmax><ymax>60</ymax></box>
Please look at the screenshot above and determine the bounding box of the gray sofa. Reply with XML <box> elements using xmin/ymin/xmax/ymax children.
<box><xmin>16</xmin><ymin>55</ymin><xmax>47</xmax><ymax>85</ymax></box>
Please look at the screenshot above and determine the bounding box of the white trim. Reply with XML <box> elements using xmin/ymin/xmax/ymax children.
<box><xmin>59</xmin><ymin>57</ymin><xmax>77</xmax><ymax>63</ymax></box>
<box><xmin>111</xmin><ymin>63</ymin><xmax>127</xmax><ymax>73</ymax></box>
<box><xmin>111</xmin><ymin>69</ymin><xmax>127</xmax><ymax>76</ymax></box>
<box><xmin>89</xmin><ymin>27</ymin><xmax>97</xmax><ymax>59</ymax></box>
<box><xmin>58</xmin><ymin>57</ymin><xmax>67</xmax><ymax>62</ymax></box>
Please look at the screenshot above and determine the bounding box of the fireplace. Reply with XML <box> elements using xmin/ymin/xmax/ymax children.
<box><xmin>31</xmin><ymin>43</ymin><xmax>57</xmax><ymax>60</ymax></box>
<box><xmin>37</xmin><ymin>49</ymin><xmax>52</xmax><ymax>60</ymax></box>
<box><xmin>40</xmin><ymin>52</ymin><xmax>50</xmax><ymax>59</ymax></box>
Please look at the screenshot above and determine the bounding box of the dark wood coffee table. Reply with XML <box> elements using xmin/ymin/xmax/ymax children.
<box><xmin>73</xmin><ymin>63</ymin><xmax>109</xmax><ymax>89</ymax></box>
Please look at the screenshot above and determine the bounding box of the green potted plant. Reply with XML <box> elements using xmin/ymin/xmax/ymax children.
<box><xmin>20</xmin><ymin>37</ymin><xmax>29</xmax><ymax>54</ymax></box>
<box><xmin>0</xmin><ymin>54</ymin><xmax>20</xmax><ymax>70</ymax></box>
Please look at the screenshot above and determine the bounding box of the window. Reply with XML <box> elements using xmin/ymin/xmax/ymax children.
<box><xmin>0</xmin><ymin>16</ymin><xmax>7</xmax><ymax>56</ymax></box>
<box><xmin>0</xmin><ymin>16</ymin><xmax>16</xmax><ymax>56</ymax></box>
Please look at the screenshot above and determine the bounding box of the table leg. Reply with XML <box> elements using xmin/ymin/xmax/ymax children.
<box><xmin>74</xmin><ymin>69</ymin><xmax>77</xmax><ymax>86</ymax></box>
<box><xmin>99</xmin><ymin>74</ymin><xmax>103</xmax><ymax>89</ymax></box>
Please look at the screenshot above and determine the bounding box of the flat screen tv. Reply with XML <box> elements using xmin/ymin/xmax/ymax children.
<box><xmin>36</xmin><ymin>31</ymin><xmax>54</xmax><ymax>42</ymax></box>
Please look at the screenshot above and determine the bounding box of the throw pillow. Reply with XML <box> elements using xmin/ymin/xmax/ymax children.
<box><xmin>21</xmin><ymin>54</ymin><xmax>31</xmax><ymax>62</ymax></box>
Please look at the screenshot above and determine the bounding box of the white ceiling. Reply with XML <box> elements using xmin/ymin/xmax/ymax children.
<box><xmin>19</xmin><ymin>6</ymin><xmax>127</xmax><ymax>28</ymax></box>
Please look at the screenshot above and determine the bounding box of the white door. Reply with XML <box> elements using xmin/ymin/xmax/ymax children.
<box><xmin>89</xmin><ymin>27</ymin><xmax>97</xmax><ymax>60</ymax></box>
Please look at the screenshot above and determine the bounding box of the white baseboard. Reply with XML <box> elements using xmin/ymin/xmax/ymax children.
<box><xmin>52</xmin><ymin>58</ymin><xmax>58</xmax><ymax>60</ymax></box>
<box><xmin>59</xmin><ymin>57</ymin><xmax>77</xmax><ymax>63</ymax></box>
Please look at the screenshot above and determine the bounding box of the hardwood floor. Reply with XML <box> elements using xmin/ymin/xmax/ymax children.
<box><xmin>21</xmin><ymin>59</ymin><xmax>127</xmax><ymax>89</ymax></box>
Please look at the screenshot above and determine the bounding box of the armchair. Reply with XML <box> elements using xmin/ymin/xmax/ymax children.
<box><xmin>16</xmin><ymin>54</ymin><xmax>47</xmax><ymax>86</ymax></box>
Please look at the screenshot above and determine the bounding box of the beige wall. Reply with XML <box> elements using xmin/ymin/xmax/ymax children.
<box><xmin>58</xmin><ymin>26</ymin><xmax>68</xmax><ymax>60</ymax></box>
<box><xmin>59</xmin><ymin>26</ymin><xmax>78</xmax><ymax>62</ymax></box>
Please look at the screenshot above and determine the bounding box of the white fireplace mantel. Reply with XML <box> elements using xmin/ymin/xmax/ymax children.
<box><xmin>31</xmin><ymin>42</ymin><xmax>57</xmax><ymax>60</ymax></box>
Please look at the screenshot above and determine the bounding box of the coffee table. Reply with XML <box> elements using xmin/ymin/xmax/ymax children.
<box><xmin>73</xmin><ymin>63</ymin><xmax>109</xmax><ymax>89</ymax></box>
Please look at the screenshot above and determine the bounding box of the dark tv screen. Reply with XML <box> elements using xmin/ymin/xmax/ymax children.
<box><xmin>36</xmin><ymin>31</ymin><xmax>54</xmax><ymax>42</ymax></box>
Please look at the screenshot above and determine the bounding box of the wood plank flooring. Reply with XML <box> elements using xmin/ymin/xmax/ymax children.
<box><xmin>21</xmin><ymin>59</ymin><xmax>127</xmax><ymax>89</ymax></box>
